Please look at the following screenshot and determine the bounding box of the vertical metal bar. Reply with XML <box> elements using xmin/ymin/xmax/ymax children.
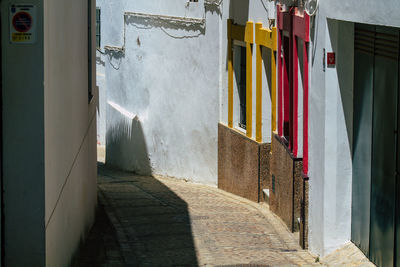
<box><xmin>246</xmin><ymin>21</ymin><xmax>253</xmax><ymax>138</ymax></box>
<box><xmin>227</xmin><ymin>19</ymin><xmax>233</xmax><ymax>128</ymax></box>
<box><xmin>256</xmin><ymin>24</ymin><xmax>262</xmax><ymax>142</ymax></box>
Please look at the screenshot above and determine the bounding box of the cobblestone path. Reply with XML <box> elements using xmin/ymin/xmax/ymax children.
<box><xmin>76</xmin><ymin>165</ymin><xmax>321</xmax><ymax>267</ymax></box>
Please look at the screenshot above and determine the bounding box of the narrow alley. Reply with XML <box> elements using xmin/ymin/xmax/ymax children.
<box><xmin>2</xmin><ymin>0</ymin><xmax>400</xmax><ymax>266</ymax></box>
<box><xmin>75</xmin><ymin>163</ymin><xmax>372</xmax><ymax>267</ymax></box>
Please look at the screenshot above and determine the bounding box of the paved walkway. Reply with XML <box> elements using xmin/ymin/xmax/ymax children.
<box><xmin>75</xmin><ymin>164</ymin><xmax>373</xmax><ymax>267</ymax></box>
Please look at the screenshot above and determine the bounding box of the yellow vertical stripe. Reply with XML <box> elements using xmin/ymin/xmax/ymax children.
<box><xmin>255</xmin><ymin>23</ymin><xmax>262</xmax><ymax>142</ymax></box>
<box><xmin>245</xmin><ymin>21</ymin><xmax>253</xmax><ymax>138</ymax></box>
<box><xmin>227</xmin><ymin>19</ymin><xmax>233</xmax><ymax>128</ymax></box>
<box><xmin>271</xmin><ymin>50</ymin><xmax>277</xmax><ymax>133</ymax></box>
<box><xmin>256</xmin><ymin>44</ymin><xmax>262</xmax><ymax>142</ymax></box>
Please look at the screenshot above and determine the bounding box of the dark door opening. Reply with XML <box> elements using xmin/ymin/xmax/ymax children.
<box><xmin>238</xmin><ymin>45</ymin><xmax>247</xmax><ymax>129</ymax></box>
<box><xmin>282</xmin><ymin>34</ymin><xmax>291</xmax><ymax>142</ymax></box>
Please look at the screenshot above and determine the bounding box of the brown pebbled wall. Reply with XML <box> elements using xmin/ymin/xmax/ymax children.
<box><xmin>300</xmin><ymin>177</ymin><xmax>309</xmax><ymax>249</ymax></box>
<box><xmin>293</xmin><ymin>160</ymin><xmax>303</xmax><ymax>232</ymax></box>
<box><xmin>218</xmin><ymin>123</ymin><xmax>270</xmax><ymax>202</ymax></box>
<box><xmin>259</xmin><ymin>143</ymin><xmax>271</xmax><ymax>202</ymax></box>
<box><xmin>270</xmin><ymin>133</ymin><xmax>303</xmax><ymax>233</ymax></box>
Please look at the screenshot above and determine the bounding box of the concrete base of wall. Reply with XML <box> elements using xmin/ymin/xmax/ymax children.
<box><xmin>217</xmin><ymin>123</ymin><xmax>270</xmax><ymax>202</ymax></box>
<box><xmin>269</xmin><ymin>134</ymin><xmax>303</xmax><ymax>233</ymax></box>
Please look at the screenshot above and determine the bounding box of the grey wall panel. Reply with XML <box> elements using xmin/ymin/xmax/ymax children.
<box><xmin>352</xmin><ymin>48</ymin><xmax>374</xmax><ymax>256</ymax></box>
<box><xmin>370</xmin><ymin>42</ymin><xmax>398</xmax><ymax>267</ymax></box>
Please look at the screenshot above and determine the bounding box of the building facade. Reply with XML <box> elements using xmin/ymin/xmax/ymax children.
<box><xmin>218</xmin><ymin>2</ymin><xmax>400</xmax><ymax>266</ymax></box>
<box><xmin>1</xmin><ymin>0</ymin><xmax>97</xmax><ymax>265</ymax></box>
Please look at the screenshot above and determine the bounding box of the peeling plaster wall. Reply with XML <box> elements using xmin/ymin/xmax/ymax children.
<box><xmin>308</xmin><ymin>0</ymin><xmax>400</xmax><ymax>257</ymax></box>
<box><xmin>99</xmin><ymin>0</ymin><xmax>222</xmax><ymax>184</ymax></box>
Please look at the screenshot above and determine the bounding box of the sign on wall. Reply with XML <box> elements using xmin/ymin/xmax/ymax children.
<box><xmin>9</xmin><ymin>4</ymin><xmax>36</xmax><ymax>44</ymax></box>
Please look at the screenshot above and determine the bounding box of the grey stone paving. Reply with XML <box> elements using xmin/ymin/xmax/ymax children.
<box><xmin>75</xmin><ymin>164</ymin><xmax>372</xmax><ymax>267</ymax></box>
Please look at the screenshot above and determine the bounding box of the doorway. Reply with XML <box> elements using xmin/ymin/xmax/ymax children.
<box><xmin>352</xmin><ymin>23</ymin><xmax>400</xmax><ymax>267</ymax></box>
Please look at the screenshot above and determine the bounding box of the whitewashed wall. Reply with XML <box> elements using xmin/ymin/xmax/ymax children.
<box><xmin>99</xmin><ymin>0</ymin><xmax>223</xmax><ymax>184</ymax></box>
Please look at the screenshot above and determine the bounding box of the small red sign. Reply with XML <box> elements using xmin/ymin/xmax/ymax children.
<box><xmin>327</xmin><ymin>52</ymin><xmax>335</xmax><ymax>67</ymax></box>
<box><xmin>12</xmin><ymin>11</ymin><xmax>33</xmax><ymax>33</ymax></box>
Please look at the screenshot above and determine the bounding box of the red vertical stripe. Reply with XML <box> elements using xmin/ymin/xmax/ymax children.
<box><xmin>277</xmin><ymin>22</ymin><xmax>283</xmax><ymax>136</ymax></box>
<box><xmin>303</xmin><ymin>42</ymin><xmax>309</xmax><ymax>175</ymax></box>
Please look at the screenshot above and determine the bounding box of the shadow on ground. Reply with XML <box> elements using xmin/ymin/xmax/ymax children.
<box><xmin>75</xmin><ymin>163</ymin><xmax>327</xmax><ymax>267</ymax></box>
<box><xmin>74</xmin><ymin>163</ymin><xmax>198</xmax><ymax>266</ymax></box>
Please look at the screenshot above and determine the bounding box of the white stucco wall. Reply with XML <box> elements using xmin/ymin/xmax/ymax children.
<box><xmin>96</xmin><ymin>1</ymin><xmax>107</xmax><ymax>146</ymax></box>
<box><xmin>97</xmin><ymin>50</ymin><xmax>107</xmax><ymax>146</ymax></box>
<box><xmin>100</xmin><ymin>0</ymin><xmax>223</xmax><ymax>184</ymax></box>
<box><xmin>308</xmin><ymin>0</ymin><xmax>400</xmax><ymax>257</ymax></box>
<box><xmin>44</xmin><ymin>0</ymin><xmax>97</xmax><ymax>265</ymax></box>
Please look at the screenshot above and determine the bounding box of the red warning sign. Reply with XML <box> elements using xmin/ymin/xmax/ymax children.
<box><xmin>327</xmin><ymin>52</ymin><xmax>335</xmax><ymax>67</ymax></box>
<box><xmin>9</xmin><ymin>4</ymin><xmax>36</xmax><ymax>44</ymax></box>
<box><xmin>12</xmin><ymin>11</ymin><xmax>33</xmax><ymax>33</ymax></box>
